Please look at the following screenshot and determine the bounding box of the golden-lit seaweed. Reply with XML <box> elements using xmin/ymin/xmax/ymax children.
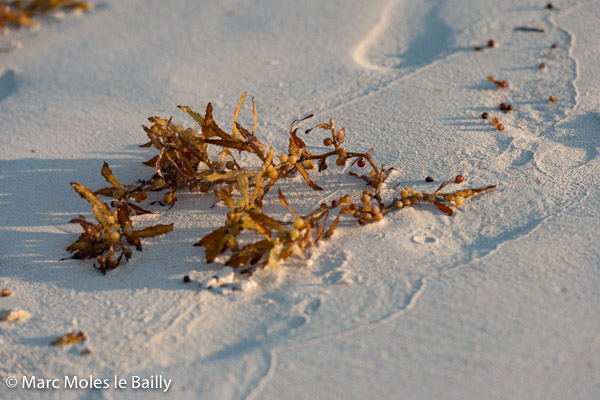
<box><xmin>67</xmin><ymin>93</ymin><xmax>495</xmax><ymax>278</ymax></box>
<box><xmin>0</xmin><ymin>0</ymin><xmax>90</xmax><ymax>29</ymax></box>
<box><xmin>67</xmin><ymin>180</ymin><xmax>173</xmax><ymax>273</ymax></box>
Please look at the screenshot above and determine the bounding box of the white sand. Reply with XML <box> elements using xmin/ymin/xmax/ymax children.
<box><xmin>1</xmin><ymin>0</ymin><xmax>599</xmax><ymax>398</ymax></box>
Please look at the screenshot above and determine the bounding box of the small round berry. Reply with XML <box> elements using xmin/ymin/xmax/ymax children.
<box><xmin>353</xmin><ymin>211</ymin><xmax>361</xmax><ymax>218</ymax></box>
<box><xmin>549</xmin><ymin>96</ymin><xmax>557</xmax><ymax>102</ymax></box>
<box><xmin>268</xmin><ymin>168</ymin><xmax>279</xmax><ymax>180</ymax></box>
<box><xmin>455</xmin><ymin>196</ymin><xmax>464</xmax><ymax>206</ymax></box>
<box><xmin>539</xmin><ymin>62</ymin><xmax>546</xmax><ymax>69</ymax></box>
<box><xmin>374</xmin><ymin>213</ymin><xmax>383</xmax><ymax>222</ymax></box>
<box><xmin>227</xmin><ymin>212</ymin><xmax>235</xmax><ymax>220</ymax></box>
<box><xmin>455</xmin><ymin>175</ymin><xmax>464</xmax><ymax>184</ymax></box>
<box><xmin>305</xmin><ymin>160</ymin><xmax>315</xmax><ymax>169</ymax></box>
<box><xmin>499</xmin><ymin>81</ymin><xmax>508</xmax><ymax>88</ymax></box>
<box><xmin>481</xmin><ymin>112</ymin><xmax>489</xmax><ymax>119</ymax></box>
<box><xmin>499</xmin><ymin>103</ymin><xmax>507</xmax><ymax>110</ymax></box>
<box><xmin>426</xmin><ymin>176</ymin><xmax>434</xmax><ymax>182</ymax></box>
<box><xmin>497</xmin><ymin>123</ymin><xmax>505</xmax><ymax>131</ymax></box>
<box><xmin>290</xmin><ymin>229</ymin><xmax>300</xmax><ymax>239</ymax></box>
<box><xmin>487</xmin><ymin>39</ymin><xmax>495</xmax><ymax>48</ymax></box>
<box><xmin>395</xmin><ymin>201</ymin><xmax>403</xmax><ymax>209</ymax></box>
<box><xmin>362</xmin><ymin>204</ymin><xmax>371</xmax><ymax>213</ymax></box>
<box><xmin>135</xmin><ymin>191</ymin><xmax>148</xmax><ymax>203</ymax></box>
<box><xmin>336</xmin><ymin>148</ymin><xmax>347</xmax><ymax>158</ymax></box>
<box><xmin>357</xmin><ymin>218</ymin><xmax>365</xmax><ymax>225</ymax></box>
<box><xmin>492</xmin><ymin>117</ymin><xmax>499</xmax><ymax>125</ymax></box>
<box><xmin>410</xmin><ymin>198</ymin><xmax>418</xmax><ymax>205</ymax></box>
<box><xmin>279</xmin><ymin>154</ymin><xmax>289</xmax><ymax>163</ymax></box>
<box><xmin>403</xmin><ymin>199</ymin><xmax>411</xmax><ymax>207</ymax></box>
<box><xmin>506</xmin><ymin>104</ymin><xmax>514</xmax><ymax>112</ymax></box>
<box><xmin>294</xmin><ymin>218</ymin><xmax>305</xmax><ymax>229</ymax></box>
<box><xmin>109</xmin><ymin>231</ymin><xmax>120</xmax><ymax>241</ymax></box>
<box><xmin>336</xmin><ymin>157</ymin><xmax>346</xmax><ymax>166</ymax></box>
<box><xmin>1</xmin><ymin>288</ymin><xmax>10</xmax><ymax>297</ymax></box>
<box><xmin>357</xmin><ymin>159</ymin><xmax>365</xmax><ymax>168</ymax></box>
<box><xmin>320</xmin><ymin>203</ymin><xmax>328</xmax><ymax>209</ymax></box>
<box><xmin>349</xmin><ymin>203</ymin><xmax>358</xmax><ymax>211</ymax></box>
<box><xmin>331</xmin><ymin>200</ymin><xmax>339</xmax><ymax>208</ymax></box>
<box><xmin>369</xmin><ymin>170</ymin><xmax>376</xmax><ymax>178</ymax></box>
<box><xmin>164</xmin><ymin>192</ymin><xmax>174</xmax><ymax>204</ymax></box>
<box><xmin>183</xmin><ymin>275</ymin><xmax>191</xmax><ymax>283</ymax></box>
<box><xmin>288</xmin><ymin>155</ymin><xmax>298</xmax><ymax>164</ymax></box>
<box><xmin>400</xmin><ymin>190</ymin><xmax>409</xmax><ymax>199</ymax></box>
<box><xmin>361</xmin><ymin>194</ymin><xmax>370</xmax><ymax>204</ymax></box>
<box><xmin>364</xmin><ymin>213</ymin><xmax>373</xmax><ymax>222</ymax></box>
<box><xmin>371</xmin><ymin>206</ymin><xmax>380</xmax><ymax>214</ymax></box>
<box><xmin>341</xmin><ymin>195</ymin><xmax>351</xmax><ymax>204</ymax></box>
<box><xmin>122</xmin><ymin>225</ymin><xmax>133</xmax><ymax>236</ymax></box>
<box><xmin>323</xmin><ymin>138</ymin><xmax>333</xmax><ymax>146</ymax></box>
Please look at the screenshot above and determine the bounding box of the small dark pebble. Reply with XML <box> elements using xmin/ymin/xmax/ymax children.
<box><xmin>425</xmin><ymin>176</ymin><xmax>434</xmax><ymax>182</ymax></box>
<box><xmin>551</xmin><ymin>43</ymin><xmax>558</xmax><ymax>49</ymax></box>
<box><xmin>506</xmin><ymin>104</ymin><xmax>514</xmax><ymax>112</ymax></box>
<box><xmin>183</xmin><ymin>275</ymin><xmax>191</xmax><ymax>283</ymax></box>
<box><xmin>475</xmin><ymin>46</ymin><xmax>483</xmax><ymax>51</ymax></box>
<box><xmin>499</xmin><ymin>103</ymin><xmax>507</xmax><ymax>110</ymax></box>
<box><xmin>487</xmin><ymin>40</ymin><xmax>495</xmax><ymax>48</ymax></box>
<box><xmin>481</xmin><ymin>112</ymin><xmax>489</xmax><ymax>119</ymax></box>
<box><xmin>546</xmin><ymin>3</ymin><xmax>554</xmax><ymax>9</ymax></box>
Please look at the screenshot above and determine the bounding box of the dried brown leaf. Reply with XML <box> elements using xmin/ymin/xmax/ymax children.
<box><xmin>434</xmin><ymin>201</ymin><xmax>454</xmax><ymax>216</ymax></box>
<box><xmin>297</xmin><ymin>162</ymin><xmax>323</xmax><ymax>191</ymax></box>
<box><xmin>132</xmin><ymin>224</ymin><xmax>174</xmax><ymax>238</ymax></box>
<box><xmin>101</xmin><ymin>162</ymin><xmax>121</xmax><ymax>188</ymax></box>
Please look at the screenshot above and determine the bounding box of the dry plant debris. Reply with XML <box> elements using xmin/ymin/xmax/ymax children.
<box><xmin>66</xmin><ymin>93</ymin><xmax>495</xmax><ymax>281</ymax></box>
<box><xmin>51</xmin><ymin>330</ymin><xmax>86</xmax><ymax>346</ymax></box>
<box><xmin>67</xmin><ymin>172</ymin><xmax>173</xmax><ymax>273</ymax></box>
<box><xmin>0</xmin><ymin>0</ymin><xmax>90</xmax><ymax>29</ymax></box>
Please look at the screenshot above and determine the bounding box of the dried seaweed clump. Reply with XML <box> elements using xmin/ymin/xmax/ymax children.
<box><xmin>0</xmin><ymin>0</ymin><xmax>90</xmax><ymax>30</ymax></box>
<box><xmin>67</xmin><ymin>166</ymin><xmax>173</xmax><ymax>273</ymax></box>
<box><xmin>66</xmin><ymin>93</ymin><xmax>495</xmax><ymax>278</ymax></box>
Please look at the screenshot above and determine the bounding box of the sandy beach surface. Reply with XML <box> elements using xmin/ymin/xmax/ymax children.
<box><xmin>1</xmin><ymin>0</ymin><xmax>599</xmax><ymax>398</ymax></box>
